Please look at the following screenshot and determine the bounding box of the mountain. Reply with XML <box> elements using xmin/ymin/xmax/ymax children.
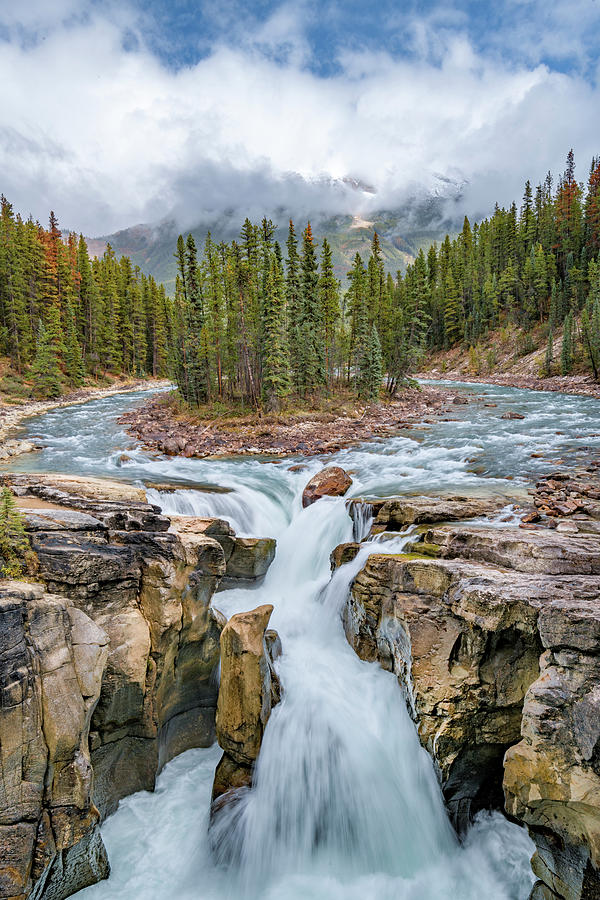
<box><xmin>87</xmin><ymin>183</ymin><xmax>465</xmax><ymax>293</ymax></box>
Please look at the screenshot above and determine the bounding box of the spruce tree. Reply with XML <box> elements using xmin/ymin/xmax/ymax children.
<box><xmin>31</xmin><ymin>322</ymin><xmax>62</xmax><ymax>398</ymax></box>
<box><xmin>0</xmin><ymin>487</ymin><xmax>30</xmax><ymax>578</ymax></box>
<box><xmin>296</xmin><ymin>223</ymin><xmax>323</xmax><ymax>395</ymax></box>
<box><xmin>262</xmin><ymin>258</ymin><xmax>290</xmax><ymax>409</ymax></box>
<box><xmin>561</xmin><ymin>311</ymin><xmax>574</xmax><ymax>374</ymax></box>
<box><xmin>318</xmin><ymin>238</ymin><xmax>340</xmax><ymax>387</ymax></box>
<box><xmin>364</xmin><ymin>324</ymin><xmax>383</xmax><ymax>401</ymax></box>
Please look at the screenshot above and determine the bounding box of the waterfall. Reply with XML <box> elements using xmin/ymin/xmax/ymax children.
<box><xmin>80</xmin><ymin>482</ymin><xmax>535</xmax><ymax>900</ymax></box>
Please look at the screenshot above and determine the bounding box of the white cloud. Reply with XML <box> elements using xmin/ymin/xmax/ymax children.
<box><xmin>0</xmin><ymin>4</ymin><xmax>598</xmax><ymax>236</ymax></box>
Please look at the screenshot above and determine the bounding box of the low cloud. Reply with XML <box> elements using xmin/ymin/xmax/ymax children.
<box><xmin>0</xmin><ymin>3</ymin><xmax>598</xmax><ymax>236</ymax></box>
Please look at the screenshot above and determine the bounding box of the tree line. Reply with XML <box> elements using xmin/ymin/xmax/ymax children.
<box><xmin>171</xmin><ymin>220</ymin><xmax>388</xmax><ymax>409</ymax></box>
<box><xmin>0</xmin><ymin>198</ymin><xmax>172</xmax><ymax>398</ymax></box>
<box><xmin>172</xmin><ymin>151</ymin><xmax>600</xmax><ymax>410</ymax></box>
<box><xmin>400</xmin><ymin>149</ymin><xmax>600</xmax><ymax>376</ymax></box>
<box><xmin>3</xmin><ymin>148</ymin><xmax>600</xmax><ymax>406</ymax></box>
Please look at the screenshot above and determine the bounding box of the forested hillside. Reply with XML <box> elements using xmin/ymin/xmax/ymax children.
<box><xmin>2</xmin><ymin>150</ymin><xmax>599</xmax><ymax>408</ymax></box>
<box><xmin>412</xmin><ymin>150</ymin><xmax>600</xmax><ymax>377</ymax></box>
<box><xmin>0</xmin><ymin>198</ymin><xmax>171</xmax><ymax>399</ymax></box>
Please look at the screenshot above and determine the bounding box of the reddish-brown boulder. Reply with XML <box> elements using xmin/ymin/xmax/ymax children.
<box><xmin>301</xmin><ymin>466</ymin><xmax>352</xmax><ymax>508</ymax></box>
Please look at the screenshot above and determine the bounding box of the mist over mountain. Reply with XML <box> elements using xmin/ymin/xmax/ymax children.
<box><xmin>88</xmin><ymin>173</ymin><xmax>467</xmax><ymax>290</ymax></box>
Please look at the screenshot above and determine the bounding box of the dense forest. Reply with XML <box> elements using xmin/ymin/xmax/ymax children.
<box><xmin>172</xmin><ymin>150</ymin><xmax>600</xmax><ymax>409</ymax></box>
<box><xmin>416</xmin><ymin>149</ymin><xmax>600</xmax><ymax>377</ymax></box>
<box><xmin>0</xmin><ymin>198</ymin><xmax>171</xmax><ymax>398</ymax></box>
<box><xmin>2</xmin><ymin>149</ymin><xmax>599</xmax><ymax>406</ymax></box>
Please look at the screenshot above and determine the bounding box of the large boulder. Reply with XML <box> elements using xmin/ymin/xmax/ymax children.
<box><xmin>222</xmin><ymin>538</ymin><xmax>276</xmax><ymax>585</ymax></box>
<box><xmin>169</xmin><ymin>517</ymin><xmax>276</xmax><ymax>586</ymax></box>
<box><xmin>302</xmin><ymin>466</ymin><xmax>352</xmax><ymax>508</ymax></box>
<box><xmin>212</xmin><ymin>605</ymin><xmax>281</xmax><ymax>809</ymax></box>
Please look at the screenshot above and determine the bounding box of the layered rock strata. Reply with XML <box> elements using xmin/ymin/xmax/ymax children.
<box><xmin>0</xmin><ymin>581</ymin><xmax>109</xmax><ymax>900</ymax></box>
<box><xmin>342</xmin><ymin>514</ymin><xmax>600</xmax><ymax>900</ymax></box>
<box><xmin>0</xmin><ymin>474</ymin><xmax>277</xmax><ymax>900</ymax></box>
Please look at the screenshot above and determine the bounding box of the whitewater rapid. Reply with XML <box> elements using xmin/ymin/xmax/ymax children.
<box><xmin>11</xmin><ymin>380</ymin><xmax>600</xmax><ymax>899</ymax></box>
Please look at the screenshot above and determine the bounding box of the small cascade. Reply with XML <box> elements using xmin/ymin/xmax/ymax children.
<box><xmin>348</xmin><ymin>499</ymin><xmax>374</xmax><ymax>541</ymax></box>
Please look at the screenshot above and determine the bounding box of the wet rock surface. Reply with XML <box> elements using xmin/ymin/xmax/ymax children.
<box><xmin>360</xmin><ymin>494</ymin><xmax>507</xmax><ymax>530</ymax></box>
<box><xmin>301</xmin><ymin>466</ymin><xmax>353</xmax><ymax>508</ymax></box>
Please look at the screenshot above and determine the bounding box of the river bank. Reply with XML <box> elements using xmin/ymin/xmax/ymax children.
<box><xmin>0</xmin><ymin>378</ymin><xmax>170</xmax><ymax>460</ymax></box>
<box><xmin>119</xmin><ymin>384</ymin><xmax>464</xmax><ymax>458</ymax></box>
<box><xmin>417</xmin><ymin>370</ymin><xmax>600</xmax><ymax>400</ymax></box>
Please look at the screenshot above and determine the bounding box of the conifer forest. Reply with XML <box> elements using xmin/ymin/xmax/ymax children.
<box><xmin>1</xmin><ymin>150</ymin><xmax>600</xmax><ymax>406</ymax></box>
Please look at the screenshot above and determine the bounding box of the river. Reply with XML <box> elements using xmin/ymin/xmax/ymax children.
<box><xmin>8</xmin><ymin>381</ymin><xmax>600</xmax><ymax>899</ymax></box>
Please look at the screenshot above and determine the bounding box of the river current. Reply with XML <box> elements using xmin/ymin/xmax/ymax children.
<box><xmin>9</xmin><ymin>381</ymin><xmax>600</xmax><ymax>900</ymax></box>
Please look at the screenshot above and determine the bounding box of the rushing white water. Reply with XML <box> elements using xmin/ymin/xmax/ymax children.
<box><xmin>11</xmin><ymin>379</ymin><xmax>595</xmax><ymax>899</ymax></box>
<box><xmin>79</xmin><ymin>481</ymin><xmax>534</xmax><ymax>900</ymax></box>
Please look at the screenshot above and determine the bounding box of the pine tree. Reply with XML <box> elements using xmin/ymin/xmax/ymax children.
<box><xmin>0</xmin><ymin>486</ymin><xmax>30</xmax><ymax>578</ymax></box>
<box><xmin>357</xmin><ymin>324</ymin><xmax>383</xmax><ymax>401</ymax></box>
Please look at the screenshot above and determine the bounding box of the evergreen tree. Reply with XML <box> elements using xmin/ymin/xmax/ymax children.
<box><xmin>296</xmin><ymin>223</ymin><xmax>323</xmax><ymax>395</ymax></box>
<box><xmin>357</xmin><ymin>324</ymin><xmax>383</xmax><ymax>401</ymax></box>
<box><xmin>318</xmin><ymin>238</ymin><xmax>340</xmax><ymax>387</ymax></box>
<box><xmin>262</xmin><ymin>258</ymin><xmax>290</xmax><ymax>409</ymax></box>
<box><xmin>31</xmin><ymin>322</ymin><xmax>62</xmax><ymax>398</ymax></box>
<box><xmin>0</xmin><ymin>487</ymin><xmax>29</xmax><ymax>579</ymax></box>
<box><xmin>561</xmin><ymin>311</ymin><xmax>574</xmax><ymax>374</ymax></box>
<box><xmin>544</xmin><ymin>328</ymin><xmax>554</xmax><ymax>377</ymax></box>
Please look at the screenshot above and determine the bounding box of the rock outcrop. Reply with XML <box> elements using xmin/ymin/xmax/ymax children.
<box><xmin>169</xmin><ymin>516</ymin><xmax>276</xmax><ymax>586</ymax></box>
<box><xmin>0</xmin><ymin>474</ymin><xmax>277</xmax><ymax>900</ymax></box>
<box><xmin>0</xmin><ymin>581</ymin><xmax>109</xmax><ymax>900</ymax></box>
<box><xmin>302</xmin><ymin>466</ymin><xmax>352</xmax><ymax>508</ymax></box>
<box><xmin>505</xmin><ymin>599</ymin><xmax>600</xmax><ymax>900</ymax></box>
<box><xmin>351</xmin><ymin>494</ymin><xmax>507</xmax><ymax>532</ymax></box>
<box><xmin>342</xmin><ymin>517</ymin><xmax>600</xmax><ymax>900</ymax></box>
<box><xmin>211</xmin><ymin>605</ymin><xmax>281</xmax><ymax>811</ymax></box>
<box><xmin>344</xmin><ymin>554</ymin><xmax>546</xmax><ymax>830</ymax></box>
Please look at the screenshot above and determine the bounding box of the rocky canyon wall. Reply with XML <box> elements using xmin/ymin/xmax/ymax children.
<box><xmin>0</xmin><ymin>475</ymin><xmax>275</xmax><ymax>900</ymax></box>
<box><xmin>342</xmin><ymin>496</ymin><xmax>600</xmax><ymax>900</ymax></box>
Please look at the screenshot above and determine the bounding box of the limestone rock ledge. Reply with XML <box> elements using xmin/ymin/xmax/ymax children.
<box><xmin>342</xmin><ymin>525</ymin><xmax>600</xmax><ymax>900</ymax></box>
<box><xmin>0</xmin><ymin>474</ymin><xmax>277</xmax><ymax>900</ymax></box>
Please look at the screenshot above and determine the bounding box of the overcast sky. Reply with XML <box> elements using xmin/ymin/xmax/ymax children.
<box><xmin>1</xmin><ymin>0</ymin><xmax>599</xmax><ymax>236</ymax></box>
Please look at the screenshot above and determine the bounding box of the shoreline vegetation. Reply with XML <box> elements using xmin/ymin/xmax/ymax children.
<box><xmin>2</xmin><ymin>150</ymin><xmax>600</xmax><ymax>460</ymax></box>
<box><xmin>118</xmin><ymin>383</ymin><xmax>456</xmax><ymax>458</ymax></box>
